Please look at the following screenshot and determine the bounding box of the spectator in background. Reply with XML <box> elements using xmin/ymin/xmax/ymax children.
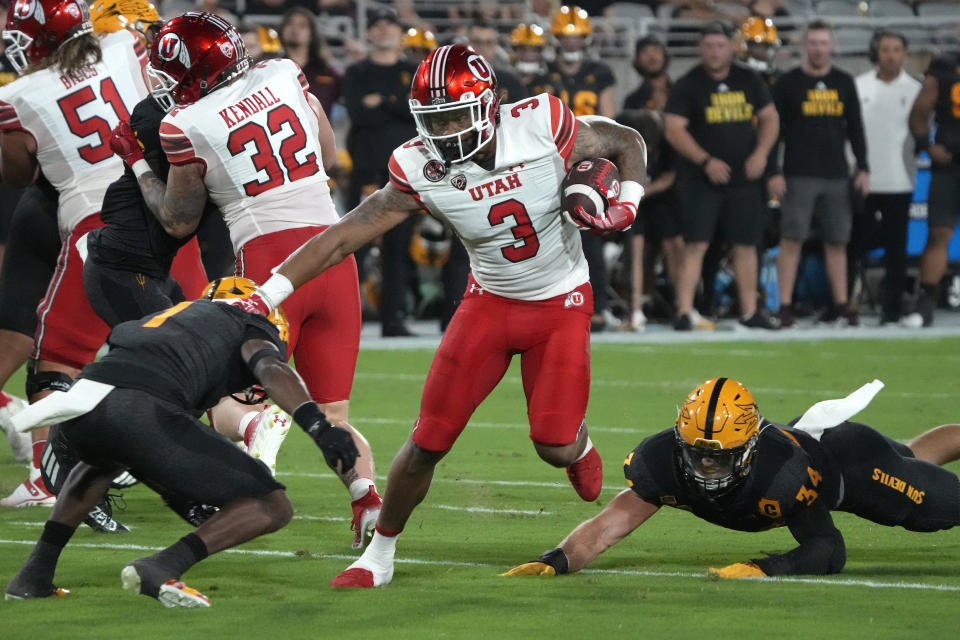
<box><xmin>238</xmin><ymin>22</ymin><xmax>281</xmax><ymax>63</ymax></box>
<box><xmin>851</xmin><ymin>30</ymin><xmax>921</xmax><ymax>326</ymax></box>
<box><xmin>466</xmin><ymin>22</ymin><xmax>529</xmax><ymax>103</ymax></box>
<box><xmin>905</xmin><ymin>45</ymin><xmax>960</xmax><ymax>328</ymax></box>
<box><xmin>617</xmin><ymin>108</ymin><xmax>684</xmax><ymax>331</ymax></box>
<box><xmin>665</xmin><ymin>22</ymin><xmax>780</xmax><ymax>331</ymax></box>
<box><xmin>508</xmin><ymin>23</ymin><xmax>555</xmax><ymax>96</ymax></box>
<box><xmin>279</xmin><ymin>7</ymin><xmax>342</xmax><ymax>118</ymax></box>
<box><xmin>549</xmin><ymin>5</ymin><xmax>618</xmax><ymax>330</ymax></box>
<box><xmin>343</xmin><ymin>5</ymin><xmax>419</xmax><ymax>336</ymax></box>
<box><xmin>623</xmin><ymin>36</ymin><xmax>671</xmax><ymax>112</ymax></box>
<box><xmin>769</xmin><ymin>20</ymin><xmax>869</xmax><ymax>328</ymax></box>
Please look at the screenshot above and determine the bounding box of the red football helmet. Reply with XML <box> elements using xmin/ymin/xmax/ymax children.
<box><xmin>3</xmin><ymin>0</ymin><xmax>93</xmax><ymax>74</ymax></box>
<box><xmin>409</xmin><ymin>44</ymin><xmax>499</xmax><ymax>164</ymax></box>
<box><xmin>147</xmin><ymin>11</ymin><xmax>247</xmax><ymax>112</ymax></box>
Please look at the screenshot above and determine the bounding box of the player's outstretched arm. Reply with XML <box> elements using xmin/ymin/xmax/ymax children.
<box><xmin>242</xmin><ymin>338</ymin><xmax>359</xmax><ymax>473</ymax></box>
<box><xmin>502</xmin><ymin>490</ymin><xmax>659</xmax><ymax>576</ymax></box>
<box><xmin>713</xmin><ymin>500</ymin><xmax>846</xmax><ymax>579</ymax></box>
<box><xmin>276</xmin><ymin>181</ymin><xmax>421</xmax><ymax>289</ymax></box>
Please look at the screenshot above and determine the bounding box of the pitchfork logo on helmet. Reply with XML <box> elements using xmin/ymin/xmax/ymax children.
<box><xmin>202</xmin><ymin>277</ymin><xmax>289</xmax><ymax>345</ymax></box>
<box><xmin>674</xmin><ymin>378</ymin><xmax>761</xmax><ymax>498</ymax></box>
<box><xmin>4</xmin><ymin>0</ymin><xmax>92</xmax><ymax>74</ymax></box>
<box><xmin>409</xmin><ymin>44</ymin><xmax>500</xmax><ymax>165</ymax></box>
<box><xmin>147</xmin><ymin>11</ymin><xmax>248</xmax><ymax>113</ymax></box>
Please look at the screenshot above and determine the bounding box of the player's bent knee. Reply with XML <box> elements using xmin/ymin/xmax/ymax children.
<box><xmin>262</xmin><ymin>490</ymin><xmax>294</xmax><ymax>532</ymax></box>
<box><xmin>25</xmin><ymin>364</ymin><xmax>74</xmax><ymax>398</ymax></box>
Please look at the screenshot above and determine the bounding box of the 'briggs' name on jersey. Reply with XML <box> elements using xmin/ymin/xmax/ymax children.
<box><xmin>469</xmin><ymin>172</ymin><xmax>523</xmax><ymax>201</ymax></box>
<box><xmin>218</xmin><ymin>87</ymin><xmax>283</xmax><ymax>128</ymax></box>
<box><xmin>59</xmin><ymin>64</ymin><xmax>99</xmax><ymax>90</ymax></box>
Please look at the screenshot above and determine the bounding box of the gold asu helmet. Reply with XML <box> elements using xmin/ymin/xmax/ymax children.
<box><xmin>736</xmin><ymin>16</ymin><xmax>780</xmax><ymax>72</ymax></box>
<box><xmin>402</xmin><ymin>27</ymin><xmax>437</xmax><ymax>51</ymax></box>
<box><xmin>551</xmin><ymin>6</ymin><xmax>592</xmax><ymax>64</ymax></box>
<box><xmin>509</xmin><ymin>24</ymin><xmax>547</xmax><ymax>74</ymax></box>
<box><xmin>675</xmin><ymin>378</ymin><xmax>761</xmax><ymax>496</ymax></box>
<box><xmin>202</xmin><ymin>277</ymin><xmax>290</xmax><ymax>345</ymax></box>
<box><xmin>90</xmin><ymin>0</ymin><xmax>162</xmax><ymax>44</ymax></box>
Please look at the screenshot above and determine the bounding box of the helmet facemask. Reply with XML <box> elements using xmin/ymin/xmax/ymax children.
<box><xmin>2</xmin><ymin>30</ymin><xmax>32</xmax><ymax>73</ymax></box>
<box><xmin>675</xmin><ymin>431</ymin><xmax>758</xmax><ymax>497</ymax></box>
<box><xmin>146</xmin><ymin>62</ymin><xmax>177</xmax><ymax>112</ymax></box>
<box><xmin>410</xmin><ymin>87</ymin><xmax>497</xmax><ymax>165</ymax></box>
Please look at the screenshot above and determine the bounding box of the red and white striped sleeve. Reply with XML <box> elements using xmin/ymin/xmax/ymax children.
<box><xmin>132</xmin><ymin>37</ymin><xmax>148</xmax><ymax>65</ymax></box>
<box><xmin>0</xmin><ymin>99</ymin><xmax>24</xmax><ymax>133</ymax></box>
<box><xmin>547</xmin><ymin>94</ymin><xmax>578</xmax><ymax>169</ymax></box>
<box><xmin>388</xmin><ymin>152</ymin><xmax>416</xmax><ymax>194</ymax></box>
<box><xmin>159</xmin><ymin>120</ymin><xmax>200</xmax><ymax>166</ymax></box>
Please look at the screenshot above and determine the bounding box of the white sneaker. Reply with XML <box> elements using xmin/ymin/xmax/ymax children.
<box><xmin>0</xmin><ymin>394</ymin><xmax>31</xmax><ymax>463</ymax></box>
<box><xmin>630</xmin><ymin>309</ymin><xmax>647</xmax><ymax>332</ymax></box>
<box><xmin>899</xmin><ymin>313</ymin><xmax>924</xmax><ymax>329</ymax></box>
<box><xmin>1</xmin><ymin>468</ymin><xmax>55</xmax><ymax>507</ymax></box>
<box><xmin>601</xmin><ymin>308</ymin><xmax>621</xmax><ymax>330</ymax></box>
<box><xmin>245</xmin><ymin>406</ymin><xmax>291</xmax><ymax>476</ymax></box>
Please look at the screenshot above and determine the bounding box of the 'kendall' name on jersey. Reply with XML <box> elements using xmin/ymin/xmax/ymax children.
<box><xmin>159</xmin><ymin>58</ymin><xmax>338</xmax><ymax>251</ymax></box>
<box><xmin>388</xmin><ymin>93</ymin><xmax>588</xmax><ymax>301</ymax></box>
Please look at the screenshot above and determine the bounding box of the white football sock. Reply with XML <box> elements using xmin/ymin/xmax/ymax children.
<box><xmin>347</xmin><ymin>531</ymin><xmax>397</xmax><ymax>587</ymax></box>
<box><xmin>573</xmin><ymin>437</ymin><xmax>594</xmax><ymax>463</ymax></box>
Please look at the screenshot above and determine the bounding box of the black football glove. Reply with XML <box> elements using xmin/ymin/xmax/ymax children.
<box><xmin>294</xmin><ymin>403</ymin><xmax>359</xmax><ymax>473</ymax></box>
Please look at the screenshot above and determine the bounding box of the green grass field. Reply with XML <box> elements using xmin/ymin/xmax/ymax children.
<box><xmin>2</xmin><ymin>337</ymin><xmax>959</xmax><ymax>638</ymax></box>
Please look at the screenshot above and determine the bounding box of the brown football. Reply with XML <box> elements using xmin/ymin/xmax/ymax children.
<box><xmin>561</xmin><ymin>158</ymin><xmax>620</xmax><ymax>222</ymax></box>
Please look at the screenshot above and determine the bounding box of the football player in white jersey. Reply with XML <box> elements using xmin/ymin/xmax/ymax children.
<box><xmin>0</xmin><ymin>0</ymin><xmax>147</xmax><ymax>507</ymax></box>
<box><xmin>223</xmin><ymin>44</ymin><xmax>647</xmax><ymax>588</ymax></box>
<box><xmin>110</xmin><ymin>12</ymin><xmax>382</xmax><ymax>548</ymax></box>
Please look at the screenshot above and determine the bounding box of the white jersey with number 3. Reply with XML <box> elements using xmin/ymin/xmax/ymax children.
<box><xmin>0</xmin><ymin>31</ymin><xmax>147</xmax><ymax>237</ymax></box>
<box><xmin>388</xmin><ymin>93</ymin><xmax>587</xmax><ymax>301</ymax></box>
<box><xmin>159</xmin><ymin>58</ymin><xmax>337</xmax><ymax>252</ymax></box>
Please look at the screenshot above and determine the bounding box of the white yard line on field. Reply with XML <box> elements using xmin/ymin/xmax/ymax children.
<box><xmin>0</xmin><ymin>538</ymin><xmax>956</xmax><ymax>592</ymax></box>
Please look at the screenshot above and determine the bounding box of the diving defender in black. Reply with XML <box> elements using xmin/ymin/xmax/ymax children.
<box><xmin>504</xmin><ymin>418</ymin><xmax>960</xmax><ymax>578</ymax></box>
<box><xmin>5</xmin><ymin>301</ymin><xmax>359</xmax><ymax>604</ymax></box>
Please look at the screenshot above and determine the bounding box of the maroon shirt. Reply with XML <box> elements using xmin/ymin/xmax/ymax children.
<box><xmin>301</xmin><ymin>59</ymin><xmax>342</xmax><ymax>117</ymax></box>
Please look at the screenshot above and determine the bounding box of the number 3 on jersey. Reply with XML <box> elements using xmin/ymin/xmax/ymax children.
<box><xmin>227</xmin><ymin>104</ymin><xmax>319</xmax><ymax>196</ymax></box>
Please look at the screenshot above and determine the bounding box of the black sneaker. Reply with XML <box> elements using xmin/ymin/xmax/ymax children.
<box><xmin>778</xmin><ymin>306</ymin><xmax>795</xmax><ymax>329</ymax></box>
<box><xmin>739</xmin><ymin>310</ymin><xmax>780</xmax><ymax>330</ymax></box>
<box><xmin>673</xmin><ymin>314</ymin><xmax>692</xmax><ymax>331</ymax></box>
<box><xmin>84</xmin><ymin>494</ymin><xmax>130</xmax><ymax>534</ymax></box>
<box><xmin>917</xmin><ymin>292</ymin><xmax>935</xmax><ymax>327</ymax></box>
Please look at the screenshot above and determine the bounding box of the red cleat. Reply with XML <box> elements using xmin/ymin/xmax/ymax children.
<box><xmin>566</xmin><ymin>446</ymin><xmax>603</xmax><ymax>501</ymax></box>
<box><xmin>330</xmin><ymin>568</ymin><xmax>375</xmax><ymax>588</ymax></box>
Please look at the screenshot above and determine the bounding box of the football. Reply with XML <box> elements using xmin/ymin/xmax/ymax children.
<box><xmin>561</xmin><ymin>158</ymin><xmax>620</xmax><ymax>223</ymax></box>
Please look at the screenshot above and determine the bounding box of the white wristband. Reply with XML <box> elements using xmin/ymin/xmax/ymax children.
<box><xmin>619</xmin><ymin>180</ymin><xmax>644</xmax><ymax>210</ymax></box>
<box><xmin>131</xmin><ymin>159</ymin><xmax>151</xmax><ymax>179</ymax></box>
<box><xmin>258</xmin><ymin>272</ymin><xmax>295</xmax><ymax>309</ymax></box>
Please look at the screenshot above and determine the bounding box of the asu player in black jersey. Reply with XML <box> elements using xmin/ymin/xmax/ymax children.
<box><xmin>504</xmin><ymin>378</ymin><xmax>960</xmax><ymax>579</ymax></box>
<box><xmin>908</xmin><ymin>49</ymin><xmax>960</xmax><ymax>328</ymax></box>
<box><xmin>5</xmin><ymin>278</ymin><xmax>359</xmax><ymax>607</ymax></box>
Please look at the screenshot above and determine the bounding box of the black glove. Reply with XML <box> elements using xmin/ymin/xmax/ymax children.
<box><xmin>293</xmin><ymin>402</ymin><xmax>359</xmax><ymax>473</ymax></box>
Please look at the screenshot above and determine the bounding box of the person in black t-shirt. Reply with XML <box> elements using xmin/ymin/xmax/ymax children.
<box><xmin>906</xmin><ymin>51</ymin><xmax>960</xmax><ymax>328</ymax></box>
<box><xmin>5</xmin><ymin>291</ymin><xmax>359</xmax><ymax>607</ymax></box>
<box><xmin>665</xmin><ymin>22</ymin><xmax>780</xmax><ymax>331</ymax></box>
<box><xmin>622</xmin><ymin>36</ymin><xmax>671</xmax><ymax>112</ymax></box>
<box><xmin>549</xmin><ymin>6</ymin><xmax>618</xmax><ymax>331</ymax></box>
<box><xmin>503</xmin><ymin>377</ymin><xmax>960</xmax><ymax>579</ymax></box>
<box><xmin>769</xmin><ymin>20</ymin><xmax>869</xmax><ymax>328</ymax></box>
<box><xmin>343</xmin><ymin>6</ymin><xmax>419</xmax><ymax>337</ymax></box>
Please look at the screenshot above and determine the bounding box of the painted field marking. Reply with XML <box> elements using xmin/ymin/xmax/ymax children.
<box><xmin>0</xmin><ymin>538</ymin><xmax>956</xmax><ymax>592</ymax></box>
